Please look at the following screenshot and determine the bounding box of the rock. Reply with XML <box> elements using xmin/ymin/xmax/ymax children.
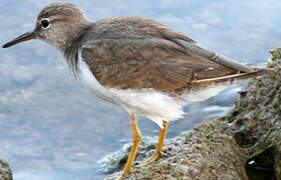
<box><xmin>105</xmin><ymin>48</ymin><xmax>281</xmax><ymax>179</ymax></box>
<box><xmin>0</xmin><ymin>159</ymin><xmax>13</xmax><ymax>180</ymax></box>
<box><xmin>275</xmin><ymin>146</ymin><xmax>281</xmax><ymax>180</ymax></box>
<box><xmin>106</xmin><ymin>123</ymin><xmax>249</xmax><ymax>180</ymax></box>
<box><xmin>99</xmin><ymin>137</ymin><xmax>157</xmax><ymax>174</ymax></box>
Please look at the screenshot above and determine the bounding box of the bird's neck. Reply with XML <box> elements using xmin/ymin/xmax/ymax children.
<box><xmin>61</xmin><ymin>22</ymin><xmax>93</xmax><ymax>75</ymax></box>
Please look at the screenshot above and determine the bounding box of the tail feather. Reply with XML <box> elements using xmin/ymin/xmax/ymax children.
<box><xmin>191</xmin><ymin>67</ymin><xmax>273</xmax><ymax>85</ymax></box>
<box><xmin>175</xmin><ymin>67</ymin><xmax>274</xmax><ymax>104</ymax></box>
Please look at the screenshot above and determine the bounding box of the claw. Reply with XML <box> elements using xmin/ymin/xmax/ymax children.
<box><xmin>128</xmin><ymin>169</ymin><xmax>137</xmax><ymax>174</ymax></box>
<box><xmin>116</xmin><ymin>175</ymin><xmax>124</xmax><ymax>180</ymax></box>
<box><xmin>116</xmin><ymin>169</ymin><xmax>137</xmax><ymax>180</ymax></box>
<box><xmin>141</xmin><ymin>121</ymin><xmax>169</xmax><ymax>167</ymax></box>
<box><xmin>141</xmin><ymin>151</ymin><xmax>163</xmax><ymax>166</ymax></box>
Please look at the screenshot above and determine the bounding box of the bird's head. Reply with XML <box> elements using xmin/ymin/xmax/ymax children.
<box><xmin>3</xmin><ymin>2</ymin><xmax>90</xmax><ymax>51</ymax></box>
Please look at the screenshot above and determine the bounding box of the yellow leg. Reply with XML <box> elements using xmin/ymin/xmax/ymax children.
<box><xmin>142</xmin><ymin>121</ymin><xmax>169</xmax><ymax>166</ymax></box>
<box><xmin>117</xmin><ymin>114</ymin><xmax>142</xmax><ymax>180</ymax></box>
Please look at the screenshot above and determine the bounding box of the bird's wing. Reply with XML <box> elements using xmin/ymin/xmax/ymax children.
<box><xmin>81</xmin><ymin>17</ymin><xmax>254</xmax><ymax>91</ymax></box>
<box><xmin>171</xmin><ymin>39</ymin><xmax>254</xmax><ymax>73</ymax></box>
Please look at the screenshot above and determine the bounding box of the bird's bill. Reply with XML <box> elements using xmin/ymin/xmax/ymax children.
<box><xmin>2</xmin><ymin>31</ymin><xmax>36</xmax><ymax>48</ymax></box>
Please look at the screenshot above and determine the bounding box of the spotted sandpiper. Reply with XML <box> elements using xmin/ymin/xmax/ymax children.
<box><xmin>2</xmin><ymin>2</ymin><xmax>273</xmax><ymax>179</ymax></box>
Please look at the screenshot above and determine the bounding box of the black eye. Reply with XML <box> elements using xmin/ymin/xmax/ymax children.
<box><xmin>41</xmin><ymin>19</ymin><xmax>50</xmax><ymax>29</ymax></box>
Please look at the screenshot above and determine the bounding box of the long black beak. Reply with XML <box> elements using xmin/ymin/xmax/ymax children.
<box><xmin>2</xmin><ymin>31</ymin><xmax>36</xmax><ymax>48</ymax></box>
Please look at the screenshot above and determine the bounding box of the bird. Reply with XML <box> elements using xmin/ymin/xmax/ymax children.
<box><xmin>2</xmin><ymin>2</ymin><xmax>273</xmax><ymax>180</ymax></box>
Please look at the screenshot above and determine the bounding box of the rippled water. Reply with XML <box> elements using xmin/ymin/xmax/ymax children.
<box><xmin>0</xmin><ymin>0</ymin><xmax>280</xmax><ymax>179</ymax></box>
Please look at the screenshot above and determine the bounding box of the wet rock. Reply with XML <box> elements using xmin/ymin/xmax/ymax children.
<box><xmin>0</xmin><ymin>159</ymin><xmax>13</xmax><ymax>180</ymax></box>
<box><xmin>106</xmin><ymin>123</ymin><xmax>249</xmax><ymax>180</ymax></box>
<box><xmin>99</xmin><ymin>137</ymin><xmax>157</xmax><ymax>174</ymax></box>
<box><xmin>105</xmin><ymin>48</ymin><xmax>281</xmax><ymax>179</ymax></box>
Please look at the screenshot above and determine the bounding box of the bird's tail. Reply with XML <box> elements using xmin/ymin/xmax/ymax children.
<box><xmin>191</xmin><ymin>67</ymin><xmax>273</xmax><ymax>85</ymax></box>
<box><xmin>176</xmin><ymin>67</ymin><xmax>273</xmax><ymax>104</ymax></box>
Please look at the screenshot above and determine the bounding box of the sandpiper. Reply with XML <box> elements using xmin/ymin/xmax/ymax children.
<box><xmin>2</xmin><ymin>2</ymin><xmax>273</xmax><ymax>179</ymax></box>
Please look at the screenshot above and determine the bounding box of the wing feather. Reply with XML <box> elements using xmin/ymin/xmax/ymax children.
<box><xmin>80</xmin><ymin>16</ymin><xmax>252</xmax><ymax>91</ymax></box>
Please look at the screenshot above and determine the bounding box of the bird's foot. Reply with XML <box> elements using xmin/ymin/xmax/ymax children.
<box><xmin>116</xmin><ymin>175</ymin><xmax>124</xmax><ymax>180</ymax></box>
<box><xmin>116</xmin><ymin>169</ymin><xmax>137</xmax><ymax>180</ymax></box>
<box><xmin>127</xmin><ymin>169</ymin><xmax>137</xmax><ymax>174</ymax></box>
<box><xmin>141</xmin><ymin>150</ymin><xmax>163</xmax><ymax>167</ymax></box>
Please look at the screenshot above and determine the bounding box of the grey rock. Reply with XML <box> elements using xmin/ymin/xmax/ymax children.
<box><xmin>0</xmin><ymin>159</ymin><xmax>12</xmax><ymax>180</ymax></box>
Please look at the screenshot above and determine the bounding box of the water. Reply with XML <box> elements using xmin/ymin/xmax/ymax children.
<box><xmin>0</xmin><ymin>0</ymin><xmax>280</xmax><ymax>179</ymax></box>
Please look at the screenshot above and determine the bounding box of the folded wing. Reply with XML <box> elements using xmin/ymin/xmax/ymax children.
<box><xmin>81</xmin><ymin>16</ymin><xmax>255</xmax><ymax>91</ymax></box>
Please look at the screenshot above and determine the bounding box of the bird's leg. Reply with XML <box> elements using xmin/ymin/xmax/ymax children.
<box><xmin>142</xmin><ymin>121</ymin><xmax>169</xmax><ymax>166</ymax></box>
<box><xmin>117</xmin><ymin>114</ymin><xmax>142</xmax><ymax>180</ymax></box>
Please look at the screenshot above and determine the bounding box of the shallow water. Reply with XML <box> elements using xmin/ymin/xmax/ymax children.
<box><xmin>0</xmin><ymin>0</ymin><xmax>280</xmax><ymax>179</ymax></box>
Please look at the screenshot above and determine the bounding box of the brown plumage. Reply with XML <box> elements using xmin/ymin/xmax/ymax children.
<box><xmin>80</xmin><ymin>16</ymin><xmax>270</xmax><ymax>93</ymax></box>
<box><xmin>81</xmin><ymin>17</ymin><xmax>232</xmax><ymax>91</ymax></box>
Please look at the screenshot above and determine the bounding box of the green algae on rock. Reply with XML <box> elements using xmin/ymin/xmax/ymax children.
<box><xmin>0</xmin><ymin>159</ymin><xmax>13</xmax><ymax>180</ymax></box>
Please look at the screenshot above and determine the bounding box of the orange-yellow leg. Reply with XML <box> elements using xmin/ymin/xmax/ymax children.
<box><xmin>117</xmin><ymin>114</ymin><xmax>142</xmax><ymax>180</ymax></box>
<box><xmin>142</xmin><ymin>121</ymin><xmax>169</xmax><ymax>166</ymax></box>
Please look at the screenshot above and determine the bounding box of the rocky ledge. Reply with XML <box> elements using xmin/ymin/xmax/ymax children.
<box><xmin>105</xmin><ymin>48</ymin><xmax>281</xmax><ymax>180</ymax></box>
<box><xmin>0</xmin><ymin>159</ymin><xmax>13</xmax><ymax>180</ymax></box>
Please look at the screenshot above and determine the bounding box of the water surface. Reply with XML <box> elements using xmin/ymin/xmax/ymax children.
<box><xmin>0</xmin><ymin>0</ymin><xmax>280</xmax><ymax>179</ymax></box>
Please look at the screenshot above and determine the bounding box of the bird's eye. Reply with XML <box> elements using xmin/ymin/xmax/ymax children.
<box><xmin>41</xmin><ymin>18</ymin><xmax>50</xmax><ymax>29</ymax></box>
